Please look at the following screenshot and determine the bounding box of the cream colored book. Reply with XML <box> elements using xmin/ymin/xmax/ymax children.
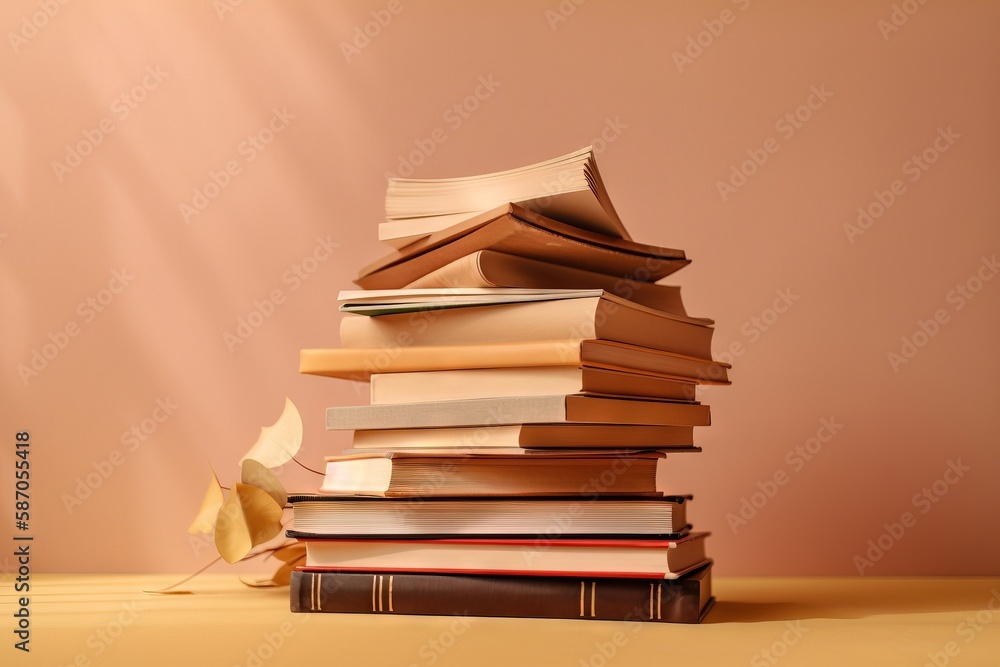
<box><xmin>287</xmin><ymin>494</ymin><xmax>692</xmax><ymax>537</ymax></box>
<box><xmin>302</xmin><ymin>531</ymin><xmax>709</xmax><ymax>578</ymax></box>
<box><xmin>325</xmin><ymin>395</ymin><xmax>711</xmax><ymax>430</ymax></box>
<box><xmin>382</xmin><ymin>146</ymin><xmax>631</xmax><ymax>246</ymax></box>
<box><xmin>369</xmin><ymin>367</ymin><xmax>698</xmax><ymax>404</ymax></box>
<box><xmin>350</xmin><ymin>423</ymin><xmax>696</xmax><ymax>450</ymax></box>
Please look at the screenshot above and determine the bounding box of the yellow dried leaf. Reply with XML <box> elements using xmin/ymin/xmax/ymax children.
<box><xmin>271</xmin><ymin>542</ymin><xmax>306</xmax><ymax>564</ymax></box>
<box><xmin>188</xmin><ymin>470</ymin><xmax>224</xmax><ymax>534</ymax></box>
<box><xmin>143</xmin><ymin>556</ymin><xmax>224</xmax><ymax>594</ymax></box>
<box><xmin>215</xmin><ymin>483</ymin><xmax>283</xmax><ymax>564</ymax></box>
<box><xmin>241</xmin><ymin>459</ymin><xmax>287</xmax><ymax>508</ymax></box>
<box><xmin>240</xmin><ymin>554</ymin><xmax>305</xmax><ymax>588</ymax></box>
<box><xmin>240</xmin><ymin>398</ymin><xmax>303</xmax><ymax>468</ymax></box>
<box><xmin>239</xmin><ymin>575</ymin><xmax>278</xmax><ymax>588</ymax></box>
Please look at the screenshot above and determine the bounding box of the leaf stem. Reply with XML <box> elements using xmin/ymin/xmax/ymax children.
<box><xmin>148</xmin><ymin>555</ymin><xmax>224</xmax><ymax>593</ymax></box>
<box><xmin>290</xmin><ymin>456</ymin><xmax>324</xmax><ymax>476</ymax></box>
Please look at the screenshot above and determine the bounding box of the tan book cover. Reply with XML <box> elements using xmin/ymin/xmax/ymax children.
<box><xmin>324</xmin><ymin>394</ymin><xmax>712</xmax><ymax>430</ymax></box>
<box><xmin>369</xmin><ymin>367</ymin><xmax>699</xmax><ymax>404</ymax></box>
<box><xmin>350</xmin><ymin>423</ymin><xmax>696</xmax><ymax>450</ymax></box>
<box><xmin>299</xmin><ymin>340</ymin><xmax>731</xmax><ymax>384</ymax></box>
<box><xmin>339</xmin><ymin>294</ymin><xmax>714</xmax><ymax>359</ymax></box>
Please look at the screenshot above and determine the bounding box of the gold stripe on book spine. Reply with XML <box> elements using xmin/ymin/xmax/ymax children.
<box><xmin>371</xmin><ymin>576</ymin><xmax>377</xmax><ymax>612</ymax></box>
<box><xmin>579</xmin><ymin>582</ymin><xmax>585</xmax><ymax>617</ymax></box>
<box><xmin>657</xmin><ymin>583</ymin><xmax>662</xmax><ymax>620</ymax></box>
<box><xmin>378</xmin><ymin>575</ymin><xmax>384</xmax><ymax>611</ymax></box>
<box><xmin>648</xmin><ymin>583</ymin><xmax>654</xmax><ymax>619</ymax></box>
<box><xmin>590</xmin><ymin>583</ymin><xmax>596</xmax><ymax>618</ymax></box>
<box><xmin>388</xmin><ymin>575</ymin><xmax>394</xmax><ymax>612</ymax></box>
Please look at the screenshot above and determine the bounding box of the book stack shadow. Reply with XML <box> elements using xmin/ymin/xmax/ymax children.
<box><xmin>290</xmin><ymin>147</ymin><xmax>731</xmax><ymax>623</ymax></box>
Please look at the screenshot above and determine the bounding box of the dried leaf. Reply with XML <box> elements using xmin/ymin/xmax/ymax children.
<box><xmin>241</xmin><ymin>459</ymin><xmax>287</xmax><ymax>508</ymax></box>
<box><xmin>263</xmin><ymin>536</ymin><xmax>300</xmax><ymax>556</ymax></box>
<box><xmin>271</xmin><ymin>542</ymin><xmax>306</xmax><ymax>564</ymax></box>
<box><xmin>239</xmin><ymin>575</ymin><xmax>280</xmax><ymax>588</ymax></box>
<box><xmin>240</xmin><ymin>554</ymin><xmax>305</xmax><ymax>588</ymax></box>
<box><xmin>241</xmin><ymin>397</ymin><xmax>303</xmax><ymax>469</ymax></box>
<box><xmin>143</xmin><ymin>556</ymin><xmax>224</xmax><ymax>594</ymax></box>
<box><xmin>215</xmin><ymin>483</ymin><xmax>283</xmax><ymax>564</ymax></box>
<box><xmin>188</xmin><ymin>470</ymin><xmax>224</xmax><ymax>534</ymax></box>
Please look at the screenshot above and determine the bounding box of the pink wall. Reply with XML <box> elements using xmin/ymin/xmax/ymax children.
<box><xmin>1</xmin><ymin>0</ymin><xmax>997</xmax><ymax>575</ymax></box>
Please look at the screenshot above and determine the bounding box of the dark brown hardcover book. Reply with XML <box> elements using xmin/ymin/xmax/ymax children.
<box><xmin>355</xmin><ymin>204</ymin><xmax>689</xmax><ymax>290</ymax></box>
<box><xmin>289</xmin><ymin>561</ymin><xmax>713</xmax><ymax>623</ymax></box>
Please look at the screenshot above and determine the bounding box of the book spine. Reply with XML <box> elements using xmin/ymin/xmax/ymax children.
<box><xmin>289</xmin><ymin>567</ymin><xmax>709</xmax><ymax>623</ymax></box>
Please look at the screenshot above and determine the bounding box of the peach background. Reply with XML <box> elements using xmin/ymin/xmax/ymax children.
<box><xmin>1</xmin><ymin>0</ymin><xmax>998</xmax><ymax>576</ymax></box>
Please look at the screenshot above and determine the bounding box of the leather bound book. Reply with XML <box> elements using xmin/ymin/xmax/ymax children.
<box><xmin>289</xmin><ymin>561</ymin><xmax>713</xmax><ymax>623</ymax></box>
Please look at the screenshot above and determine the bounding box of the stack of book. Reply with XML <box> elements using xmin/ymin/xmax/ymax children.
<box><xmin>289</xmin><ymin>147</ymin><xmax>731</xmax><ymax>623</ymax></box>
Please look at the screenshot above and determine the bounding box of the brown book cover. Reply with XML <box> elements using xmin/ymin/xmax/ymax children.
<box><xmin>405</xmin><ymin>250</ymin><xmax>692</xmax><ymax>315</ymax></box>
<box><xmin>289</xmin><ymin>561</ymin><xmax>713</xmax><ymax>623</ymax></box>
<box><xmin>356</xmin><ymin>204</ymin><xmax>689</xmax><ymax>290</ymax></box>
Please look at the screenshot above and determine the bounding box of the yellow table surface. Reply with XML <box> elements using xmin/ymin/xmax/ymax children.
<box><xmin>4</xmin><ymin>574</ymin><xmax>999</xmax><ymax>666</ymax></box>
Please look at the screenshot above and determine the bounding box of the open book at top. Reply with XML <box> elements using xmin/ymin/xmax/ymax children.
<box><xmin>382</xmin><ymin>146</ymin><xmax>630</xmax><ymax>248</ymax></box>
